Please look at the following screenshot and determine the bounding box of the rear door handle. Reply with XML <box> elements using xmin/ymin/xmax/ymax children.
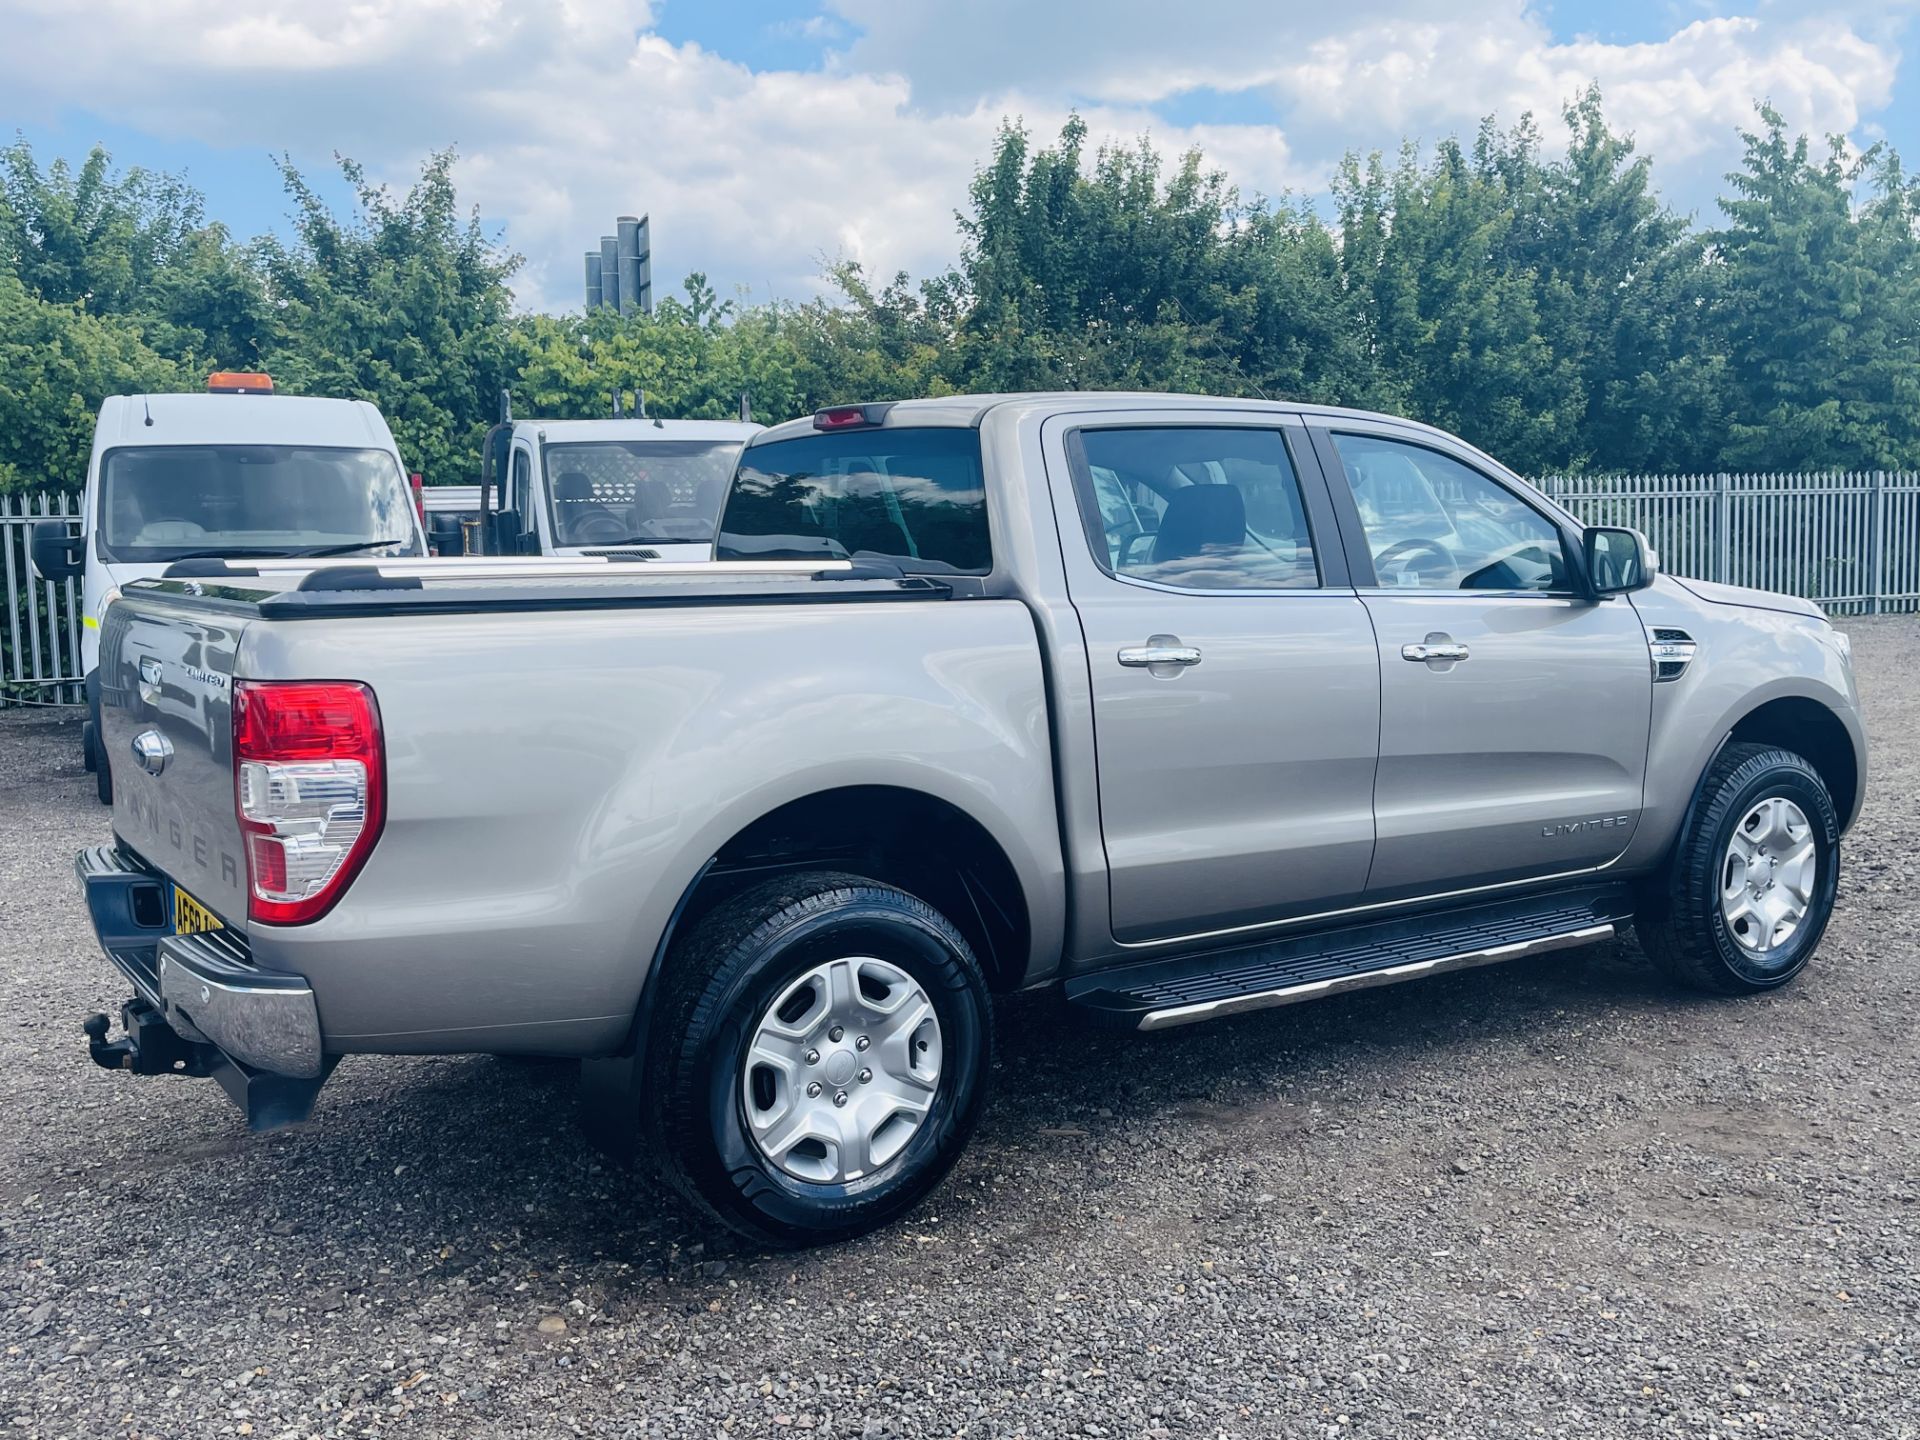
<box><xmin>1119</xmin><ymin>642</ymin><xmax>1202</xmax><ymax>669</ymax></box>
<box><xmin>1402</xmin><ymin>639</ymin><xmax>1470</xmax><ymax>663</ymax></box>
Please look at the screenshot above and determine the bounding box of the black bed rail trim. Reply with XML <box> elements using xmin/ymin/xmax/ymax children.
<box><xmin>253</xmin><ymin>574</ymin><xmax>962</xmax><ymax>618</ymax></box>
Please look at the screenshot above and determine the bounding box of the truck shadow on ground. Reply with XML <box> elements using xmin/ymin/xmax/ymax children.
<box><xmin>136</xmin><ymin>931</ymin><xmax>1714</xmax><ymax>1273</ymax></box>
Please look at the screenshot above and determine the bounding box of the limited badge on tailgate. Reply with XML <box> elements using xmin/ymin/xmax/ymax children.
<box><xmin>173</xmin><ymin>885</ymin><xmax>223</xmax><ymax>935</ymax></box>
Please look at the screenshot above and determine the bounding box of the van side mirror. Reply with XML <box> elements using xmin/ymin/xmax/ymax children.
<box><xmin>1583</xmin><ymin>526</ymin><xmax>1657</xmax><ymax>596</ymax></box>
<box><xmin>491</xmin><ymin>510</ymin><xmax>524</xmax><ymax>554</ymax></box>
<box><xmin>30</xmin><ymin>520</ymin><xmax>83</xmax><ymax>583</ymax></box>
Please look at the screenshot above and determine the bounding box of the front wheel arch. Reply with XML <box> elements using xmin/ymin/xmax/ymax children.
<box><xmin>1724</xmin><ymin>695</ymin><xmax>1861</xmax><ymax>830</ymax></box>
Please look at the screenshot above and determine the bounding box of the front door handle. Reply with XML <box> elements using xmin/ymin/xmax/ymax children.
<box><xmin>1119</xmin><ymin>637</ymin><xmax>1203</xmax><ymax>670</ymax></box>
<box><xmin>1402</xmin><ymin>637</ymin><xmax>1470</xmax><ymax>663</ymax></box>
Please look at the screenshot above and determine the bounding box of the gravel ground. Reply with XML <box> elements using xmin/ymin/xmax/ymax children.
<box><xmin>2</xmin><ymin>620</ymin><xmax>1917</xmax><ymax>1440</ymax></box>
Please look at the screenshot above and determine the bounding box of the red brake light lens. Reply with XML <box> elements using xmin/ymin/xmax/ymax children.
<box><xmin>233</xmin><ymin>680</ymin><xmax>384</xmax><ymax>924</ymax></box>
<box><xmin>814</xmin><ymin>406</ymin><xmax>870</xmax><ymax>430</ymax></box>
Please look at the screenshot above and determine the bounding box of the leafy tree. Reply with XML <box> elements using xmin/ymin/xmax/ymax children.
<box><xmin>1712</xmin><ymin>106</ymin><xmax>1920</xmax><ymax>469</ymax></box>
<box><xmin>1335</xmin><ymin>131</ymin><xmax>1585</xmax><ymax>474</ymax></box>
<box><xmin>256</xmin><ymin>151</ymin><xmax>520</xmax><ymax>483</ymax></box>
<box><xmin>0</xmin><ymin>138</ymin><xmax>270</xmax><ymax>369</ymax></box>
<box><xmin>0</xmin><ymin>271</ymin><xmax>191</xmax><ymax>491</ymax></box>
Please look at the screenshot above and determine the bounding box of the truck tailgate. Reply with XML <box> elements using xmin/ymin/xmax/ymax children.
<box><xmin>99</xmin><ymin>595</ymin><xmax>250</xmax><ymax>928</ymax></box>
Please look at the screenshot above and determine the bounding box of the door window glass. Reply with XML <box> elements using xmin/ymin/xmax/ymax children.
<box><xmin>1332</xmin><ymin>434</ymin><xmax>1568</xmax><ymax>592</ymax></box>
<box><xmin>1069</xmin><ymin>427</ymin><xmax>1319</xmax><ymax>590</ymax></box>
<box><xmin>509</xmin><ymin>449</ymin><xmax>531</xmax><ymax>526</ymax></box>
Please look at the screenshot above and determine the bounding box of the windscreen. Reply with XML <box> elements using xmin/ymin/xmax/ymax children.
<box><xmin>543</xmin><ymin>440</ymin><xmax>742</xmax><ymax>547</ymax></box>
<box><xmin>716</xmin><ymin>428</ymin><xmax>991</xmax><ymax>574</ymax></box>
<box><xmin>98</xmin><ymin>445</ymin><xmax>418</xmax><ymax>562</ymax></box>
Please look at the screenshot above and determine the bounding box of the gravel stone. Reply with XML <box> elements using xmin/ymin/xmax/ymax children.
<box><xmin>1</xmin><ymin>618</ymin><xmax>1917</xmax><ymax>1437</ymax></box>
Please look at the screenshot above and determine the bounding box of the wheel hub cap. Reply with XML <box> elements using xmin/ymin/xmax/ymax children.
<box><xmin>741</xmin><ymin>956</ymin><xmax>943</xmax><ymax>1185</ymax></box>
<box><xmin>1720</xmin><ymin>795</ymin><xmax>1817</xmax><ymax>955</ymax></box>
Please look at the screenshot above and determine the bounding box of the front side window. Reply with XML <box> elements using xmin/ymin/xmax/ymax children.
<box><xmin>717</xmin><ymin>428</ymin><xmax>991</xmax><ymax>573</ymax></box>
<box><xmin>542</xmin><ymin>440</ymin><xmax>743</xmax><ymax>547</ymax></box>
<box><xmin>509</xmin><ymin>448</ymin><xmax>532</xmax><ymax>525</ymax></box>
<box><xmin>97</xmin><ymin>445</ymin><xmax>418</xmax><ymax>563</ymax></box>
<box><xmin>1332</xmin><ymin>433</ymin><xmax>1568</xmax><ymax>592</ymax></box>
<box><xmin>1068</xmin><ymin>426</ymin><xmax>1319</xmax><ymax>590</ymax></box>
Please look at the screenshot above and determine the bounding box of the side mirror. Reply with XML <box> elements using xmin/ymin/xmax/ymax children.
<box><xmin>30</xmin><ymin>520</ymin><xmax>84</xmax><ymax>583</ymax></box>
<box><xmin>1584</xmin><ymin>526</ymin><xmax>1657</xmax><ymax>596</ymax></box>
<box><xmin>490</xmin><ymin>510</ymin><xmax>523</xmax><ymax>554</ymax></box>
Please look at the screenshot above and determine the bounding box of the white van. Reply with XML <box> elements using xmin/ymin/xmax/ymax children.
<box><xmin>478</xmin><ymin>418</ymin><xmax>762</xmax><ymax>560</ymax></box>
<box><xmin>30</xmin><ymin>374</ymin><xmax>425</xmax><ymax>800</ymax></box>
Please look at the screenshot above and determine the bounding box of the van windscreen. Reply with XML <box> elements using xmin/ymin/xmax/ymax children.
<box><xmin>98</xmin><ymin>445</ymin><xmax>417</xmax><ymax>562</ymax></box>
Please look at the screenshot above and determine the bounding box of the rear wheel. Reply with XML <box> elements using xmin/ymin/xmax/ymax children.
<box><xmin>644</xmin><ymin>871</ymin><xmax>993</xmax><ymax>1247</ymax></box>
<box><xmin>1637</xmin><ymin>743</ymin><xmax>1840</xmax><ymax>993</ymax></box>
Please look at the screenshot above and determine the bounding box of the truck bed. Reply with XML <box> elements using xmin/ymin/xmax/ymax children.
<box><xmin>96</xmin><ymin>556</ymin><xmax>1061</xmax><ymax>1058</ymax></box>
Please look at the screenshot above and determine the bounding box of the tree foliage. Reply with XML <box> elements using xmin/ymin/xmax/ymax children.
<box><xmin>5</xmin><ymin>92</ymin><xmax>1919</xmax><ymax>494</ymax></box>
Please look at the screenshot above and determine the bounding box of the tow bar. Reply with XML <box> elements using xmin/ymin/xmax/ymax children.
<box><xmin>84</xmin><ymin>997</ymin><xmax>218</xmax><ymax>1077</ymax></box>
<box><xmin>81</xmin><ymin>997</ymin><xmax>334</xmax><ymax>1131</ymax></box>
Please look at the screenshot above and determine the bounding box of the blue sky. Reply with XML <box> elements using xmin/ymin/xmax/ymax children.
<box><xmin>6</xmin><ymin>0</ymin><xmax>1915</xmax><ymax>311</ymax></box>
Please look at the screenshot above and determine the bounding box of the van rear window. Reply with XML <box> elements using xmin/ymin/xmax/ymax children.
<box><xmin>716</xmin><ymin>428</ymin><xmax>991</xmax><ymax>574</ymax></box>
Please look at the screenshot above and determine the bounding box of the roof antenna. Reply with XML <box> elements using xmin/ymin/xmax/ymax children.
<box><xmin>142</xmin><ymin>395</ymin><xmax>154</xmax><ymax>427</ymax></box>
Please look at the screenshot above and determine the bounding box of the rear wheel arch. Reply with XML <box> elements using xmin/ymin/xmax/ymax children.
<box><xmin>642</xmin><ymin>786</ymin><xmax>1036</xmax><ymax>1025</ymax></box>
<box><xmin>580</xmin><ymin>786</ymin><xmax>1032</xmax><ymax>1160</ymax></box>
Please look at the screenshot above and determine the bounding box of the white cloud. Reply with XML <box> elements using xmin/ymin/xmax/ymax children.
<box><xmin>1267</xmin><ymin>14</ymin><xmax>1897</xmax><ymax>179</ymax></box>
<box><xmin>0</xmin><ymin>0</ymin><xmax>1906</xmax><ymax>309</ymax></box>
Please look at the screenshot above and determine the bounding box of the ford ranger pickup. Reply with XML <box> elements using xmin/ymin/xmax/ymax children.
<box><xmin>75</xmin><ymin>393</ymin><xmax>1866</xmax><ymax>1246</ymax></box>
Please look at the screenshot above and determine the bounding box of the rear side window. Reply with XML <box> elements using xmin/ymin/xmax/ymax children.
<box><xmin>1067</xmin><ymin>426</ymin><xmax>1320</xmax><ymax>590</ymax></box>
<box><xmin>716</xmin><ymin>429</ymin><xmax>991</xmax><ymax>574</ymax></box>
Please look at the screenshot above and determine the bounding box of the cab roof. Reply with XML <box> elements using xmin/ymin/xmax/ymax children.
<box><xmin>747</xmin><ymin>392</ymin><xmax>1459</xmax><ymax>446</ymax></box>
<box><xmin>521</xmin><ymin>419</ymin><xmax>762</xmax><ymax>444</ymax></box>
<box><xmin>96</xmin><ymin>394</ymin><xmax>397</xmax><ymax>450</ymax></box>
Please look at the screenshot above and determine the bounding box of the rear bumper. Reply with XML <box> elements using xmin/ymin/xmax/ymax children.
<box><xmin>75</xmin><ymin>845</ymin><xmax>324</xmax><ymax>1079</ymax></box>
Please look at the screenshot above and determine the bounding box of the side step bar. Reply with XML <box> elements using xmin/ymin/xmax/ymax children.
<box><xmin>1066</xmin><ymin>886</ymin><xmax>1632</xmax><ymax>1031</ymax></box>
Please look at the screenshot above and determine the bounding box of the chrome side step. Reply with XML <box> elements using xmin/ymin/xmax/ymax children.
<box><xmin>1137</xmin><ymin>923</ymin><xmax>1613</xmax><ymax>1030</ymax></box>
<box><xmin>1063</xmin><ymin>885</ymin><xmax>1633</xmax><ymax>1032</ymax></box>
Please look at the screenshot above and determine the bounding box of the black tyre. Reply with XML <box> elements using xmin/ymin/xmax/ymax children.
<box><xmin>643</xmin><ymin>871</ymin><xmax>993</xmax><ymax>1247</ymax></box>
<box><xmin>1637</xmin><ymin>743</ymin><xmax>1840</xmax><ymax>994</ymax></box>
<box><xmin>88</xmin><ymin>671</ymin><xmax>112</xmax><ymax>803</ymax></box>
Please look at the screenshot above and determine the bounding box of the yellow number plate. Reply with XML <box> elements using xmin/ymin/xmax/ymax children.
<box><xmin>173</xmin><ymin>886</ymin><xmax>223</xmax><ymax>936</ymax></box>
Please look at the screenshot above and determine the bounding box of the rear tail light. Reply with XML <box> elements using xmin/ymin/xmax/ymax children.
<box><xmin>233</xmin><ymin>680</ymin><xmax>385</xmax><ymax>924</ymax></box>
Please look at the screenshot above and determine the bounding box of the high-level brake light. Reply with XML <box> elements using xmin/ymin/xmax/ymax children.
<box><xmin>812</xmin><ymin>402</ymin><xmax>894</xmax><ymax>431</ymax></box>
<box><xmin>233</xmin><ymin>680</ymin><xmax>385</xmax><ymax>924</ymax></box>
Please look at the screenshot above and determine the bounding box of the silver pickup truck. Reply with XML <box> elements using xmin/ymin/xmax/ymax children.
<box><xmin>77</xmin><ymin>393</ymin><xmax>1865</xmax><ymax>1245</ymax></box>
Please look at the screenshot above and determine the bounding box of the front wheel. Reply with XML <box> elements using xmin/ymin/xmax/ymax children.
<box><xmin>1637</xmin><ymin>743</ymin><xmax>1840</xmax><ymax>993</ymax></box>
<box><xmin>643</xmin><ymin>872</ymin><xmax>993</xmax><ymax>1247</ymax></box>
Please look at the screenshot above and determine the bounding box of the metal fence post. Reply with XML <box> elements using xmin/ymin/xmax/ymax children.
<box><xmin>1714</xmin><ymin>472</ymin><xmax>1732</xmax><ymax>584</ymax></box>
<box><xmin>1868</xmin><ymin>470</ymin><xmax>1888</xmax><ymax>615</ymax></box>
